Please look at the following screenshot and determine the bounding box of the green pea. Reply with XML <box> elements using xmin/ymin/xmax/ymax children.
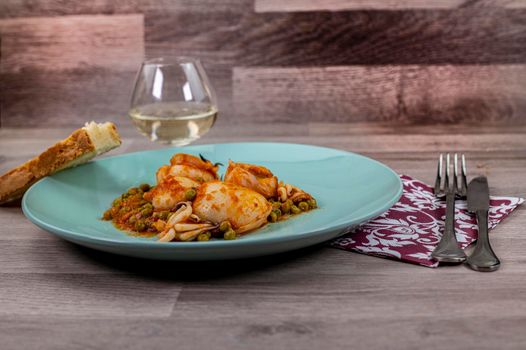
<box><xmin>142</xmin><ymin>203</ymin><xmax>153</xmax><ymax>210</ymax></box>
<box><xmin>219</xmin><ymin>221</ymin><xmax>232</xmax><ymax>232</ymax></box>
<box><xmin>197</xmin><ymin>233</ymin><xmax>210</xmax><ymax>241</ymax></box>
<box><xmin>291</xmin><ymin>205</ymin><xmax>301</xmax><ymax>215</ymax></box>
<box><xmin>272</xmin><ymin>208</ymin><xmax>282</xmax><ymax>217</ymax></box>
<box><xmin>298</xmin><ymin>201</ymin><xmax>309</xmax><ymax>211</ymax></box>
<box><xmin>281</xmin><ymin>200</ymin><xmax>292</xmax><ymax>214</ymax></box>
<box><xmin>139</xmin><ymin>183</ymin><xmax>151</xmax><ymax>192</ymax></box>
<box><xmin>112</xmin><ymin>198</ymin><xmax>122</xmax><ymax>207</ymax></box>
<box><xmin>268</xmin><ymin>212</ymin><xmax>278</xmax><ymax>222</ymax></box>
<box><xmin>185</xmin><ymin>188</ymin><xmax>197</xmax><ymax>201</ymax></box>
<box><xmin>308</xmin><ymin>199</ymin><xmax>317</xmax><ymax>209</ymax></box>
<box><xmin>119</xmin><ymin>206</ymin><xmax>131</xmax><ymax>215</ymax></box>
<box><xmin>128</xmin><ymin>215</ymin><xmax>137</xmax><ymax>224</ymax></box>
<box><xmin>223</xmin><ymin>229</ymin><xmax>237</xmax><ymax>240</ymax></box>
<box><xmin>135</xmin><ymin>221</ymin><xmax>146</xmax><ymax>232</ymax></box>
<box><xmin>141</xmin><ymin>208</ymin><xmax>153</xmax><ymax>217</ymax></box>
<box><xmin>128</xmin><ymin>187</ymin><xmax>139</xmax><ymax>195</ymax></box>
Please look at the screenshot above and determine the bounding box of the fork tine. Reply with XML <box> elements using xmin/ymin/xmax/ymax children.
<box><xmin>445</xmin><ymin>153</ymin><xmax>451</xmax><ymax>192</ymax></box>
<box><xmin>434</xmin><ymin>154</ymin><xmax>443</xmax><ymax>195</ymax></box>
<box><xmin>460</xmin><ymin>154</ymin><xmax>468</xmax><ymax>196</ymax></box>
<box><xmin>453</xmin><ymin>153</ymin><xmax>459</xmax><ymax>193</ymax></box>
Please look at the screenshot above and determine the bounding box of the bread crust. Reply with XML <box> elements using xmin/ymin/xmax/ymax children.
<box><xmin>0</xmin><ymin>124</ymin><xmax>119</xmax><ymax>204</ymax></box>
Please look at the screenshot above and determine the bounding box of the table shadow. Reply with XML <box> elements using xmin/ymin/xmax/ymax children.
<box><xmin>67</xmin><ymin>241</ymin><xmax>329</xmax><ymax>282</ymax></box>
<box><xmin>0</xmin><ymin>197</ymin><xmax>22</xmax><ymax>207</ymax></box>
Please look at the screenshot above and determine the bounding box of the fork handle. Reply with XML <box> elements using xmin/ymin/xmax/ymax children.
<box><xmin>431</xmin><ymin>192</ymin><xmax>467</xmax><ymax>263</ymax></box>
<box><xmin>466</xmin><ymin>210</ymin><xmax>501</xmax><ymax>272</ymax></box>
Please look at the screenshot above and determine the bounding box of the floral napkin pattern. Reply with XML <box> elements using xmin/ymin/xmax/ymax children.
<box><xmin>330</xmin><ymin>175</ymin><xmax>524</xmax><ymax>267</ymax></box>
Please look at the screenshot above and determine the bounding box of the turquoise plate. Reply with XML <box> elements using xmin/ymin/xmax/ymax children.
<box><xmin>22</xmin><ymin>143</ymin><xmax>402</xmax><ymax>260</ymax></box>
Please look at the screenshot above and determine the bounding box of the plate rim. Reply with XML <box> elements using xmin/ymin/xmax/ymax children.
<box><xmin>22</xmin><ymin>142</ymin><xmax>403</xmax><ymax>250</ymax></box>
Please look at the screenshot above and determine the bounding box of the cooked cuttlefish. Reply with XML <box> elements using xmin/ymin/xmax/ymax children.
<box><xmin>157</xmin><ymin>153</ymin><xmax>219</xmax><ymax>183</ymax></box>
<box><xmin>145</xmin><ymin>153</ymin><xmax>218</xmax><ymax>210</ymax></box>
<box><xmin>224</xmin><ymin>160</ymin><xmax>278</xmax><ymax>199</ymax></box>
<box><xmin>143</xmin><ymin>176</ymin><xmax>199</xmax><ymax>210</ymax></box>
<box><xmin>193</xmin><ymin>181</ymin><xmax>272</xmax><ymax>234</ymax></box>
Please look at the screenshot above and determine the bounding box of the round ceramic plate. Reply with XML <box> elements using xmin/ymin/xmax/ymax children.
<box><xmin>22</xmin><ymin>143</ymin><xmax>402</xmax><ymax>260</ymax></box>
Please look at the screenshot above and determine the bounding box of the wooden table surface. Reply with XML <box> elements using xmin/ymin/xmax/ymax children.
<box><xmin>1</xmin><ymin>122</ymin><xmax>525</xmax><ymax>350</ymax></box>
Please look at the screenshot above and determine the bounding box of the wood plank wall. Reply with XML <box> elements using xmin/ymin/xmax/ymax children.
<box><xmin>0</xmin><ymin>0</ymin><xmax>525</xmax><ymax>127</ymax></box>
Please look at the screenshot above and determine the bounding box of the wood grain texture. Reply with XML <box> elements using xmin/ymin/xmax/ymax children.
<box><xmin>0</xmin><ymin>273</ymin><xmax>181</xmax><ymax>317</ymax></box>
<box><xmin>1</xmin><ymin>69</ymin><xmax>138</xmax><ymax>126</ymax></box>
<box><xmin>2</xmin><ymin>3</ymin><xmax>526</xmax><ymax>126</ymax></box>
<box><xmin>0</xmin><ymin>124</ymin><xmax>525</xmax><ymax>349</ymax></box>
<box><xmin>255</xmin><ymin>0</ymin><xmax>526</xmax><ymax>12</ymax></box>
<box><xmin>233</xmin><ymin>66</ymin><xmax>402</xmax><ymax>122</ymax></box>
<box><xmin>0</xmin><ymin>14</ymin><xmax>144</xmax><ymax>126</ymax></box>
<box><xmin>401</xmin><ymin>65</ymin><xmax>526</xmax><ymax>123</ymax></box>
<box><xmin>256</xmin><ymin>0</ymin><xmax>467</xmax><ymax>12</ymax></box>
<box><xmin>0</xmin><ymin>0</ymin><xmax>249</xmax><ymax>18</ymax></box>
<box><xmin>241</xmin><ymin>9</ymin><xmax>526</xmax><ymax>66</ymax></box>
<box><xmin>144</xmin><ymin>8</ymin><xmax>526</xmax><ymax>66</ymax></box>
<box><xmin>506</xmin><ymin>0</ymin><xmax>526</xmax><ymax>8</ymax></box>
<box><xmin>0</xmin><ymin>15</ymin><xmax>144</xmax><ymax>72</ymax></box>
<box><xmin>233</xmin><ymin>65</ymin><xmax>526</xmax><ymax>123</ymax></box>
<box><xmin>0</xmin><ymin>313</ymin><xmax>525</xmax><ymax>350</ymax></box>
<box><xmin>140</xmin><ymin>6</ymin><xmax>526</xmax><ymax>124</ymax></box>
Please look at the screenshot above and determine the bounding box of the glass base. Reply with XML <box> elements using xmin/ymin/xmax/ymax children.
<box><xmin>155</xmin><ymin>136</ymin><xmax>201</xmax><ymax>147</ymax></box>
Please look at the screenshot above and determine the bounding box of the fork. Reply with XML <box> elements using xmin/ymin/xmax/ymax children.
<box><xmin>431</xmin><ymin>153</ymin><xmax>468</xmax><ymax>263</ymax></box>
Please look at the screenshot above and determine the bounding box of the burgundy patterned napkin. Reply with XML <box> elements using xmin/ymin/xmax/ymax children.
<box><xmin>330</xmin><ymin>175</ymin><xmax>524</xmax><ymax>267</ymax></box>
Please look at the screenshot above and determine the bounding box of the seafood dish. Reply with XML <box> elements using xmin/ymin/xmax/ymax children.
<box><xmin>103</xmin><ymin>153</ymin><xmax>317</xmax><ymax>242</ymax></box>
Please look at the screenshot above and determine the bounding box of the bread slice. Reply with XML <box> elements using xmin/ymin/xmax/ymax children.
<box><xmin>0</xmin><ymin>122</ymin><xmax>121</xmax><ymax>205</ymax></box>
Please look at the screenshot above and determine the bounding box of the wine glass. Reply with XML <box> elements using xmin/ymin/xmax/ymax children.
<box><xmin>129</xmin><ymin>57</ymin><xmax>218</xmax><ymax>146</ymax></box>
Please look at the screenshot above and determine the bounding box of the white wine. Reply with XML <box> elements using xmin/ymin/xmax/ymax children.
<box><xmin>128</xmin><ymin>102</ymin><xmax>218</xmax><ymax>146</ymax></box>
